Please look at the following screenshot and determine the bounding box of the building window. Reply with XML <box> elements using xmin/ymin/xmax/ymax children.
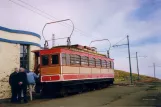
<box><xmin>20</xmin><ymin>45</ymin><xmax>29</xmax><ymax>69</ymax></box>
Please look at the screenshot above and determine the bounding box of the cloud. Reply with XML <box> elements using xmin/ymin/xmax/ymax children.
<box><xmin>0</xmin><ymin>0</ymin><xmax>161</xmax><ymax>78</ymax></box>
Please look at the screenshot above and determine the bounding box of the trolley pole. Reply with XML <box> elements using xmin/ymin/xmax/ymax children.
<box><xmin>127</xmin><ymin>35</ymin><xmax>133</xmax><ymax>84</ymax></box>
<box><xmin>136</xmin><ymin>52</ymin><xmax>140</xmax><ymax>80</ymax></box>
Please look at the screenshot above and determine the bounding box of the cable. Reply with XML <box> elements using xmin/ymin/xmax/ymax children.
<box><xmin>8</xmin><ymin>0</ymin><xmax>54</xmax><ymax>21</ymax></box>
<box><xmin>12</xmin><ymin>0</ymin><xmax>95</xmax><ymax>38</ymax></box>
<box><xmin>112</xmin><ymin>36</ymin><xmax>127</xmax><ymax>46</ymax></box>
<box><xmin>16</xmin><ymin>0</ymin><xmax>71</xmax><ymax>28</ymax></box>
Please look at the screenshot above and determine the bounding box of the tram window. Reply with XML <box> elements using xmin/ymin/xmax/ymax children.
<box><xmin>96</xmin><ymin>59</ymin><xmax>101</xmax><ymax>67</ymax></box>
<box><xmin>75</xmin><ymin>55</ymin><xmax>81</xmax><ymax>65</ymax></box>
<box><xmin>51</xmin><ymin>54</ymin><xmax>59</xmax><ymax>65</ymax></box>
<box><xmin>66</xmin><ymin>54</ymin><xmax>70</xmax><ymax>65</ymax></box>
<box><xmin>70</xmin><ymin>54</ymin><xmax>75</xmax><ymax>65</ymax></box>
<box><xmin>112</xmin><ymin>62</ymin><xmax>114</xmax><ymax>69</ymax></box>
<box><xmin>42</xmin><ymin>55</ymin><xmax>49</xmax><ymax>66</ymax></box>
<box><xmin>62</xmin><ymin>53</ymin><xmax>66</xmax><ymax>65</ymax></box>
<box><xmin>102</xmin><ymin>60</ymin><xmax>107</xmax><ymax>68</ymax></box>
<box><xmin>89</xmin><ymin>58</ymin><xmax>95</xmax><ymax>66</ymax></box>
<box><xmin>110</xmin><ymin>61</ymin><xmax>112</xmax><ymax>68</ymax></box>
<box><xmin>70</xmin><ymin>54</ymin><xmax>81</xmax><ymax>65</ymax></box>
<box><xmin>81</xmin><ymin>56</ymin><xmax>88</xmax><ymax>66</ymax></box>
<box><xmin>107</xmin><ymin>61</ymin><xmax>110</xmax><ymax>68</ymax></box>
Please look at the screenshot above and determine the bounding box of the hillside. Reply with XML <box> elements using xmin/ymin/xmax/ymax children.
<box><xmin>114</xmin><ymin>70</ymin><xmax>160</xmax><ymax>84</ymax></box>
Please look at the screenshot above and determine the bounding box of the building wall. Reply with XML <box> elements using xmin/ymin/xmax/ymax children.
<box><xmin>0</xmin><ymin>26</ymin><xmax>41</xmax><ymax>99</ymax></box>
<box><xmin>0</xmin><ymin>42</ymin><xmax>20</xmax><ymax>99</ymax></box>
<box><xmin>29</xmin><ymin>46</ymin><xmax>40</xmax><ymax>71</ymax></box>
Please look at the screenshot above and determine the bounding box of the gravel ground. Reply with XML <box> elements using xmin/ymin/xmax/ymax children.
<box><xmin>1</xmin><ymin>82</ymin><xmax>161</xmax><ymax>107</ymax></box>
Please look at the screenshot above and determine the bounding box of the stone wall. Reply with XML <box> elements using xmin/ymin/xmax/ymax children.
<box><xmin>0</xmin><ymin>42</ymin><xmax>20</xmax><ymax>99</ymax></box>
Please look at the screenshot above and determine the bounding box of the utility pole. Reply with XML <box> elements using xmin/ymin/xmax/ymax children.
<box><xmin>127</xmin><ymin>53</ymin><xmax>147</xmax><ymax>80</ymax></box>
<box><xmin>112</xmin><ymin>35</ymin><xmax>133</xmax><ymax>84</ymax></box>
<box><xmin>149</xmin><ymin>63</ymin><xmax>161</xmax><ymax>78</ymax></box>
<box><xmin>136</xmin><ymin>52</ymin><xmax>140</xmax><ymax>80</ymax></box>
<box><xmin>153</xmin><ymin>63</ymin><xmax>156</xmax><ymax>78</ymax></box>
<box><xmin>127</xmin><ymin>35</ymin><xmax>133</xmax><ymax>84</ymax></box>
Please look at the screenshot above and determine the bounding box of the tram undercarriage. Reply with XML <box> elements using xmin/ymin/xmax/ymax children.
<box><xmin>36</xmin><ymin>78</ymin><xmax>114</xmax><ymax>97</ymax></box>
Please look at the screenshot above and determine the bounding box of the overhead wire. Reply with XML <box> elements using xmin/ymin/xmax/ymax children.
<box><xmin>8</xmin><ymin>0</ymin><xmax>54</xmax><ymax>21</ymax></box>
<box><xmin>112</xmin><ymin>36</ymin><xmax>127</xmax><ymax>46</ymax></box>
<box><xmin>10</xmin><ymin>0</ymin><xmax>95</xmax><ymax>38</ymax></box>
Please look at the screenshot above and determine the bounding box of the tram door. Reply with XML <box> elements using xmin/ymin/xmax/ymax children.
<box><xmin>34</xmin><ymin>52</ymin><xmax>41</xmax><ymax>93</ymax></box>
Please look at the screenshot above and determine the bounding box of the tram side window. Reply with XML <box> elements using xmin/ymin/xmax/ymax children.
<box><xmin>96</xmin><ymin>59</ymin><xmax>101</xmax><ymax>67</ymax></box>
<box><xmin>51</xmin><ymin>54</ymin><xmax>59</xmax><ymax>65</ymax></box>
<box><xmin>107</xmin><ymin>61</ymin><xmax>110</xmax><ymax>68</ymax></box>
<box><xmin>70</xmin><ymin>54</ymin><xmax>81</xmax><ymax>65</ymax></box>
<box><xmin>110</xmin><ymin>61</ymin><xmax>114</xmax><ymax>69</ymax></box>
<box><xmin>102</xmin><ymin>60</ymin><xmax>107</xmax><ymax>68</ymax></box>
<box><xmin>66</xmin><ymin>54</ymin><xmax>70</xmax><ymax>65</ymax></box>
<box><xmin>42</xmin><ymin>55</ymin><xmax>49</xmax><ymax>66</ymax></box>
<box><xmin>81</xmin><ymin>56</ymin><xmax>88</xmax><ymax>66</ymax></box>
<box><xmin>89</xmin><ymin>58</ymin><xmax>95</xmax><ymax>67</ymax></box>
<box><xmin>62</xmin><ymin>53</ymin><xmax>66</xmax><ymax>65</ymax></box>
<box><xmin>70</xmin><ymin>54</ymin><xmax>75</xmax><ymax>65</ymax></box>
<box><xmin>75</xmin><ymin>55</ymin><xmax>81</xmax><ymax>65</ymax></box>
<box><xmin>112</xmin><ymin>62</ymin><xmax>114</xmax><ymax>69</ymax></box>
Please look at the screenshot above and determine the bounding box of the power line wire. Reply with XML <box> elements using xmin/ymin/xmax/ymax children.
<box><xmin>112</xmin><ymin>36</ymin><xmax>127</xmax><ymax>46</ymax></box>
<box><xmin>16</xmin><ymin>0</ymin><xmax>72</xmax><ymax>28</ymax></box>
<box><xmin>8</xmin><ymin>0</ymin><xmax>54</xmax><ymax>21</ymax></box>
<box><xmin>11</xmin><ymin>0</ymin><xmax>95</xmax><ymax>38</ymax></box>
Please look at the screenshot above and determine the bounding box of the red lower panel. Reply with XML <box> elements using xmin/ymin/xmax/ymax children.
<box><xmin>41</xmin><ymin>74</ymin><xmax>114</xmax><ymax>82</ymax></box>
<box><xmin>63</xmin><ymin>74</ymin><xmax>78</xmax><ymax>80</ymax></box>
<box><xmin>63</xmin><ymin>74</ymin><xmax>114</xmax><ymax>80</ymax></box>
<box><xmin>41</xmin><ymin>75</ymin><xmax>60</xmax><ymax>82</ymax></box>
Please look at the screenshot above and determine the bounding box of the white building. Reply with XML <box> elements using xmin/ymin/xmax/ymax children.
<box><xmin>0</xmin><ymin>26</ymin><xmax>41</xmax><ymax>99</ymax></box>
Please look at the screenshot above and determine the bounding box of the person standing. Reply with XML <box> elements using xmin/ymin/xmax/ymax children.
<box><xmin>17</xmin><ymin>68</ymin><xmax>28</xmax><ymax>103</ymax></box>
<box><xmin>26</xmin><ymin>70</ymin><xmax>39</xmax><ymax>101</ymax></box>
<box><xmin>9</xmin><ymin>68</ymin><xmax>19</xmax><ymax>103</ymax></box>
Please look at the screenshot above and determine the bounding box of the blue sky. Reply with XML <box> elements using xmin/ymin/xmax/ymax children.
<box><xmin>131</xmin><ymin>0</ymin><xmax>161</xmax><ymax>21</ymax></box>
<box><xmin>127</xmin><ymin>0</ymin><xmax>161</xmax><ymax>47</ymax></box>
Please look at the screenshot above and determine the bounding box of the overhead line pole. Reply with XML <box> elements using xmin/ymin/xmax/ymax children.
<box><xmin>127</xmin><ymin>53</ymin><xmax>147</xmax><ymax>80</ymax></box>
<box><xmin>112</xmin><ymin>35</ymin><xmax>133</xmax><ymax>84</ymax></box>
<box><xmin>136</xmin><ymin>52</ymin><xmax>139</xmax><ymax>80</ymax></box>
<box><xmin>153</xmin><ymin>63</ymin><xmax>156</xmax><ymax>78</ymax></box>
<box><xmin>127</xmin><ymin>35</ymin><xmax>133</xmax><ymax>84</ymax></box>
<box><xmin>149</xmin><ymin>63</ymin><xmax>161</xmax><ymax>78</ymax></box>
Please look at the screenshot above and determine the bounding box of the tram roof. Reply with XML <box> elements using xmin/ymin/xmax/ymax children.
<box><xmin>32</xmin><ymin>44</ymin><xmax>114</xmax><ymax>61</ymax></box>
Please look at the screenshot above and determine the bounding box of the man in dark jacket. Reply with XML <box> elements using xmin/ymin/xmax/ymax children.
<box><xmin>9</xmin><ymin>68</ymin><xmax>19</xmax><ymax>103</ymax></box>
<box><xmin>17</xmin><ymin>68</ymin><xmax>28</xmax><ymax>103</ymax></box>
